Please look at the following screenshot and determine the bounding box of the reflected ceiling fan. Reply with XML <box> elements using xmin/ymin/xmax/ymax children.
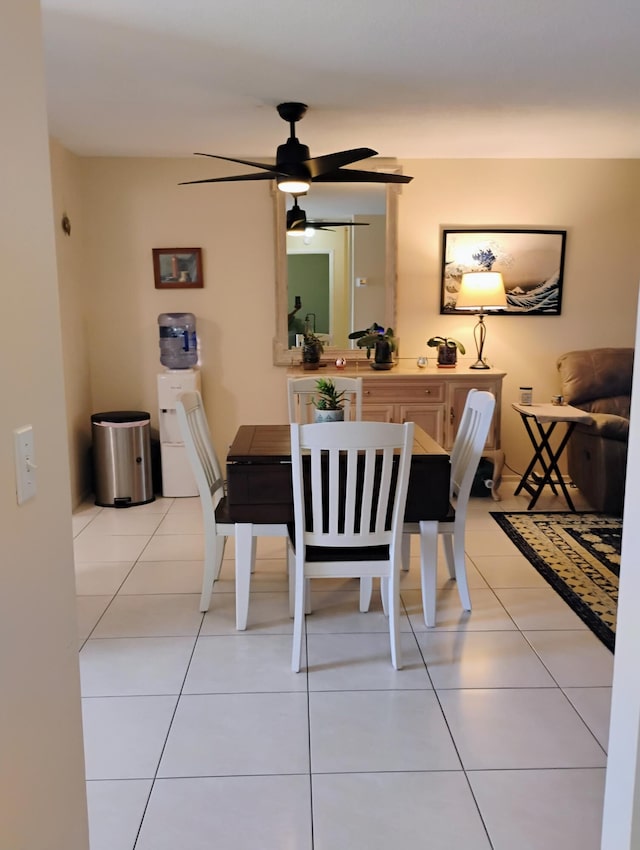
<box><xmin>180</xmin><ymin>102</ymin><xmax>413</xmax><ymax>194</ymax></box>
<box><xmin>286</xmin><ymin>198</ymin><xmax>371</xmax><ymax>233</ymax></box>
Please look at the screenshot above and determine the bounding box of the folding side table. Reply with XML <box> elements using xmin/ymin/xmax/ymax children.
<box><xmin>512</xmin><ymin>402</ymin><xmax>594</xmax><ymax>510</ymax></box>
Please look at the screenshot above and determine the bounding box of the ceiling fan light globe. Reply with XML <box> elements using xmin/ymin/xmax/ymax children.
<box><xmin>278</xmin><ymin>177</ymin><xmax>311</xmax><ymax>194</ymax></box>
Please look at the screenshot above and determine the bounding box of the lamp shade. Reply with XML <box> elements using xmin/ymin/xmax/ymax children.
<box><xmin>456</xmin><ymin>271</ymin><xmax>507</xmax><ymax>310</ymax></box>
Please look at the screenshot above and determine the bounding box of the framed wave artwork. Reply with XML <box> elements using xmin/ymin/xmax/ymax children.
<box><xmin>440</xmin><ymin>229</ymin><xmax>567</xmax><ymax>315</ymax></box>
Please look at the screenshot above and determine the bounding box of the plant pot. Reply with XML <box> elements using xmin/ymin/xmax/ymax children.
<box><xmin>314</xmin><ymin>409</ymin><xmax>344</xmax><ymax>423</ymax></box>
<box><xmin>437</xmin><ymin>344</ymin><xmax>457</xmax><ymax>367</ymax></box>
<box><xmin>373</xmin><ymin>339</ymin><xmax>393</xmax><ymax>366</ymax></box>
<box><xmin>302</xmin><ymin>341</ymin><xmax>322</xmax><ymax>370</ymax></box>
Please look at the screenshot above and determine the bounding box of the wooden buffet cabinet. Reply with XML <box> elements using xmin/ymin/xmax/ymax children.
<box><xmin>287</xmin><ymin>363</ymin><xmax>506</xmax><ymax>497</ymax></box>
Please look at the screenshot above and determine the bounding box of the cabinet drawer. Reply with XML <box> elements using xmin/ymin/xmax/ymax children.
<box><xmin>362</xmin><ymin>378</ymin><xmax>446</xmax><ymax>403</ymax></box>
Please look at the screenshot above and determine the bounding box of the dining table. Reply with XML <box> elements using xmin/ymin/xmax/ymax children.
<box><xmin>226</xmin><ymin>423</ymin><xmax>451</xmax><ymax>524</ymax></box>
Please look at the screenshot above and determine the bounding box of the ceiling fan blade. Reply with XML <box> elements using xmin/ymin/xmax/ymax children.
<box><xmin>312</xmin><ymin>169</ymin><xmax>413</xmax><ymax>184</ymax></box>
<box><xmin>305</xmin><ymin>148</ymin><xmax>377</xmax><ymax>178</ymax></box>
<box><xmin>308</xmin><ymin>220</ymin><xmax>370</xmax><ymax>227</ymax></box>
<box><xmin>194</xmin><ymin>152</ymin><xmax>284</xmax><ymax>175</ymax></box>
<box><xmin>179</xmin><ymin>172</ymin><xmax>276</xmax><ymax>185</ymax></box>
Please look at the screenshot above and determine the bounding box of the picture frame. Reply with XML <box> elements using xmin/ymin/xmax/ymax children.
<box><xmin>153</xmin><ymin>247</ymin><xmax>203</xmax><ymax>289</ymax></box>
<box><xmin>440</xmin><ymin>229</ymin><xmax>566</xmax><ymax>315</ymax></box>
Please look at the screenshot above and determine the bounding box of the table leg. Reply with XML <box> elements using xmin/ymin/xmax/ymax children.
<box><xmin>234</xmin><ymin>523</ymin><xmax>256</xmax><ymax>630</ymax></box>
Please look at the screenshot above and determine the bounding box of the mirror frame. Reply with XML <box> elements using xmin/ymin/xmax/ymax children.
<box><xmin>272</xmin><ymin>161</ymin><xmax>404</xmax><ymax>366</ymax></box>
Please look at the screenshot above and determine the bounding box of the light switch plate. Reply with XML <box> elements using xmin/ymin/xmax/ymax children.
<box><xmin>14</xmin><ymin>425</ymin><xmax>36</xmax><ymax>504</ymax></box>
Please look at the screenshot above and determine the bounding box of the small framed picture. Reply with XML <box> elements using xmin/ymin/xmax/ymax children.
<box><xmin>153</xmin><ymin>248</ymin><xmax>203</xmax><ymax>289</ymax></box>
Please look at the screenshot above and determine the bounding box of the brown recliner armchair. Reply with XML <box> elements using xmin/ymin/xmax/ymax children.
<box><xmin>557</xmin><ymin>348</ymin><xmax>633</xmax><ymax>514</ymax></box>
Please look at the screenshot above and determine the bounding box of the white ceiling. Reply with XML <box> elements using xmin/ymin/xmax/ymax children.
<box><xmin>41</xmin><ymin>0</ymin><xmax>640</xmax><ymax>161</ymax></box>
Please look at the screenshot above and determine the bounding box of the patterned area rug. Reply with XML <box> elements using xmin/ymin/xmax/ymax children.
<box><xmin>491</xmin><ymin>512</ymin><xmax>620</xmax><ymax>652</ymax></box>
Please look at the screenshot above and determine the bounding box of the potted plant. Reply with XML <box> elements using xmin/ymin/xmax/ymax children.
<box><xmin>348</xmin><ymin>322</ymin><xmax>397</xmax><ymax>369</ymax></box>
<box><xmin>312</xmin><ymin>378</ymin><xmax>345</xmax><ymax>422</ymax></box>
<box><xmin>302</xmin><ymin>331</ymin><xmax>324</xmax><ymax>370</ymax></box>
<box><xmin>427</xmin><ymin>336</ymin><xmax>466</xmax><ymax>367</ymax></box>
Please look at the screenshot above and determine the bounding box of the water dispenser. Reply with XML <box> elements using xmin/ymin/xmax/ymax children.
<box><xmin>158</xmin><ymin>312</ymin><xmax>198</xmax><ymax>369</ymax></box>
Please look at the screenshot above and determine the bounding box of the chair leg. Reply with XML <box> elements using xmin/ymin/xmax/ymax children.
<box><xmin>234</xmin><ymin>523</ymin><xmax>256</xmax><ymax>630</ymax></box>
<box><xmin>449</xmin><ymin>528</ymin><xmax>472</xmax><ymax>612</ymax></box>
<box><xmin>200</xmin><ymin>526</ymin><xmax>224</xmax><ymax>612</ymax></box>
<box><xmin>359</xmin><ymin>577</ymin><xmax>373</xmax><ymax>612</ymax></box>
<box><xmin>443</xmin><ymin>533</ymin><xmax>456</xmax><ymax>579</ymax></box>
<box><xmin>380</xmin><ymin>576</ymin><xmax>388</xmax><ymax>616</ymax></box>
<box><xmin>418</xmin><ymin>520</ymin><xmax>438</xmax><ymax>628</ymax></box>
<box><xmin>401</xmin><ymin>532</ymin><xmax>411</xmax><ymax>571</ymax></box>
<box><xmin>388</xmin><ymin>569</ymin><xmax>402</xmax><ymax>670</ymax></box>
<box><xmin>291</xmin><ymin>559</ymin><xmax>305</xmax><ymax>673</ymax></box>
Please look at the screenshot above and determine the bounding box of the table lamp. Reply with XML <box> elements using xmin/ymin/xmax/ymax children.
<box><xmin>455</xmin><ymin>271</ymin><xmax>507</xmax><ymax>369</ymax></box>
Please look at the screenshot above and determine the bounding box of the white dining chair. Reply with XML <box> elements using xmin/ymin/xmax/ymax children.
<box><xmin>289</xmin><ymin>420</ymin><xmax>414</xmax><ymax>671</ymax></box>
<box><xmin>401</xmin><ymin>389</ymin><xmax>496</xmax><ymax>626</ymax></box>
<box><xmin>176</xmin><ymin>390</ymin><xmax>289</xmax><ymax>629</ymax></box>
<box><xmin>287</xmin><ymin>376</ymin><xmax>363</xmax><ymax>424</ymax></box>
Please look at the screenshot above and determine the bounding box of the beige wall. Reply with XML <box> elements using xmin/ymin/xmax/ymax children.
<box><xmin>52</xmin><ymin>153</ymin><xmax>640</xmax><ymax>504</ymax></box>
<box><xmin>1</xmin><ymin>3</ymin><xmax>89</xmax><ymax>848</ymax></box>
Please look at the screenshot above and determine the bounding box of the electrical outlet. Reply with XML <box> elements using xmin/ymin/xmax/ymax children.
<box><xmin>14</xmin><ymin>425</ymin><xmax>37</xmax><ymax>504</ymax></box>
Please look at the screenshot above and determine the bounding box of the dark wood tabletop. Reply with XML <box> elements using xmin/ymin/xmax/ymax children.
<box><xmin>226</xmin><ymin>423</ymin><xmax>451</xmax><ymax>524</ymax></box>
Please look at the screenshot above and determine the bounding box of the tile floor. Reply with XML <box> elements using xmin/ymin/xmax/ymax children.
<box><xmin>74</xmin><ymin>482</ymin><xmax>612</xmax><ymax>850</ymax></box>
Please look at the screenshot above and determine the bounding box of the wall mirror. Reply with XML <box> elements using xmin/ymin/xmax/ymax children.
<box><xmin>273</xmin><ymin>161</ymin><xmax>402</xmax><ymax>365</ymax></box>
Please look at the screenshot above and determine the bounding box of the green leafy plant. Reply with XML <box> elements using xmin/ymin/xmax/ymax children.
<box><xmin>303</xmin><ymin>330</ymin><xmax>324</xmax><ymax>352</ymax></box>
<box><xmin>312</xmin><ymin>378</ymin><xmax>345</xmax><ymax>411</ymax></box>
<box><xmin>349</xmin><ymin>322</ymin><xmax>396</xmax><ymax>359</ymax></box>
<box><xmin>426</xmin><ymin>336</ymin><xmax>466</xmax><ymax>354</ymax></box>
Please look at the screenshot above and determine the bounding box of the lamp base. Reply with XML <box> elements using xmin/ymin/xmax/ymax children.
<box><xmin>469</xmin><ymin>359</ymin><xmax>490</xmax><ymax>370</ymax></box>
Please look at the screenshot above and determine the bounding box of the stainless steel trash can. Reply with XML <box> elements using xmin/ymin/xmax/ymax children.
<box><xmin>91</xmin><ymin>411</ymin><xmax>155</xmax><ymax>507</ymax></box>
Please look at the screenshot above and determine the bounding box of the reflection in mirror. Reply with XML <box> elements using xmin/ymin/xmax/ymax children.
<box><xmin>273</xmin><ymin>163</ymin><xmax>401</xmax><ymax>366</ymax></box>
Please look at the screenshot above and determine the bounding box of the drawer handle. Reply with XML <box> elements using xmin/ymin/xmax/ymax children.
<box><xmin>365</xmin><ymin>390</ymin><xmax>371</xmax><ymax>396</ymax></box>
<box><xmin>424</xmin><ymin>389</ymin><xmax>430</xmax><ymax>395</ymax></box>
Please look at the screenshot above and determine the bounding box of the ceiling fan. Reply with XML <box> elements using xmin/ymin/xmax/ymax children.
<box><xmin>286</xmin><ymin>198</ymin><xmax>371</xmax><ymax>233</ymax></box>
<box><xmin>180</xmin><ymin>102</ymin><xmax>413</xmax><ymax>194</ymax></box>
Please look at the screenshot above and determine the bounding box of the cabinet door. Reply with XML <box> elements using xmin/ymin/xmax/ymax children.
<box><xmin>362</xmin><ymin>403</ymin><xmax>395</xmax><ymax>423</ymax></box>
<box><xmin>448</xmin><ymin>381</ymin><xmax>500</xmax><ymax>450</ymax></box>
<box><xmin>398</xmin><ymin>403</ymin><xmax>446</xmax><ymax>446</ymax></box>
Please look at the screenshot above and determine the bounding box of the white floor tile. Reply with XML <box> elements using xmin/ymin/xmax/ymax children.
<box><xmin>309</xmin><ymin>690</ymin><xmax>461</xmax><ymax>773</ymax></box>
<box><xmin>139</xmin><ymin>533</ymin><xmax>203</xmax><ymax>561</ymax></box>
<box><xmin>524</xmin><ymin>629</ymin><xmax>614</xmax><ymax>686</ymax></box>
<box><xmin>403</xmin><ymin>586</ymin><xmax>517</xmax><ymax>632</ymax></box>
<box><xmin>307</xmin><ymin>632</ymin><xmax>432</xmax><ymax>690</ymax></box>
<box><xmin>90</xmin><ymin>593</ymin><xmax>203</xmax><ymax>638</ymax></box>
<box><xmin>215</xmin><ymin>557</ymin><xmax>289</xmax><ymax>593</ymax></box>
<box><xmin>471</xmin><ymin>553</ymin><xmax>548</xmax><ymax>588</ymax></box>
<box><xmin>438</xmin><ymin>688</ymin><xmax>607</xmax><ymax>769</ymax></box>
<box><xmin>183</xmin><ymin>634</ymin><xmax>307</xmax><ymax>693</ymax></box>
<box><xmin>312</xmin><ymin>772</ymin><xmax>491</xmax><ymax>850</ymax></box>
<box><xmin>119</xmin><ymin>559</ymin><xmax>204</xmax><ymax>595</ymax></box>
<box><xmin>83</xmin><ymin>510</ymin><xmax>163</xmax><ymax>536</ymax></box>
<box><xmin>417</xmin><ymin>630</ymin><xmax>556</xmax><ymax>689</ymax></box>
<box><xmin>86</xmin><ymin>779</ymin><xmax>152</xmax><ymax>850</ymax></box>
<box><xmin>76</xmin><ymin>595</ymin><xmax>112</xmax><ymax>639</ymax></box>
<box><xmin>304</xmin><ymin>588</ymin><xmax>397</xmax><ymax>634</ymax></box>
<box><xmin>74</xmin><ymin>533</ymin><xmax>151</xmax><ymax>563</ymax></box>
<box><xmin>494</xmin><ymin>587</ymin><xmax>589</xmax><ymax>630</ymax></box>
<box><xmin>154</xmin><ymin>511</ymin><xmax>204</xmax><ymax>534</ymax></box>
<box><xmin>563</xmin><ymin>687</ymin><xmax>612</xmax><ymax>750</ymax></box>
<box><xmin>136</xmin><ymin>776</ymin><xmax>312</xmax><ymax>850</ymax></box>
<box><xmin>201</xmin><ymin>591</ymin><xmax>293</xmax><ymax>634</ymax></box>
<box><xmin>468</xmin><ymin>768</ymin><xmax>606</xmax><ymax>850</ymax></box>
<box><xmin>82</xmin><ymin>695</ymin><xmax>177</xmax><ymax>779</ymax></box>
<box><xmin>79</xmin><ymin>636</ymin><xmax>196</xmax><ymax>696</ymax></box>
<box><xmin>158</xmin><ymin>692</ymin><xmax>310</xmax><ymax>776</ymax></box>
<box><xmin>75</xmin><ymin>561</ymin><xmax>135</xmax><ymax>596</ymax></box>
